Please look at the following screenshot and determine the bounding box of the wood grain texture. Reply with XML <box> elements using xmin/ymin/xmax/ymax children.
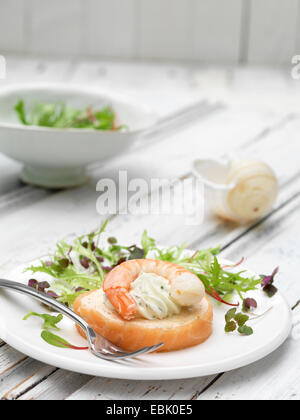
<box><xmin>222</xmin><ymin>193</ymin><xmax>300</xmax><ymax>304</ymax></box>
<box><xmin>193</xmin><ymin>0</ymin><xmax>243</xmax><ymax>63</ymax></box>
<box><xmin>248</xmin><ymin>0</ymin><xmax>299</xmax><ymax>64</ymax></box>
<box><xmin>66</xmin><ymin>376</ymin><xmax>212</xmax><ymax>401</ymax></box>
<box><xmin>0</xmin><ymin>110</ymin><xmax>293</xmax><ymax>399</ymax></box>
<box><xmin>3</xmin><ymin>364</ymin><xmax>56</xmax><ymax>400</ymax></box>
<box><xmin>86</xmin><ymin>0</ymin><xmax>138</xmax><ymax>58</ymax></box>
<box><xmin>66</xmin><ymin>193</ymin><xmax>300</xmax><ymax>400</ymax></box>
<box><xmin>17</xmin><ymin>370</ymin><xmax>93</xmax><ymax>400</ymax></box>
<box><xmin>0</xmin><ymin>345</ymin><xmax>27</xmax><ymax>377</ymax></box>
<box><xmin>0</xmin><ymin>107</ymin><xmax>283</xmax><ymax>267</ymax></box>
<box><xmin>199</xmin><ymin>305</ymin><xmax>300</xmax><ymax>400</ymax></box>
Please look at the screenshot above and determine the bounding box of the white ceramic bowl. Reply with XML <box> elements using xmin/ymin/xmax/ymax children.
<box><xmin>0</xmin><ymin>84</ymin><xmax>157</xmax><ymax>188</ymax></box>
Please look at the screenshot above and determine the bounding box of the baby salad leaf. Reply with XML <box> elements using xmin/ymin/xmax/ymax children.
<box><xmin>225</xmin><ymin>308</ymin><xmax>237</xmax><ymax>323</ymax></box>
<box><xmin>261</xmin><ymin>267</ymin><xmax>279</xmax><ymax>287</ymax></box>
<box><xmin>15</xmin><ymin>100</ymin><xmax>28</xmax><ymax>125</ymax></box>
<box><xmin>261</xmin><ymin>267</ymin><xmax>279</xmax><ymax>298</ymax></box>
<box><xmin>243</xmin><ymin>298</ymin><xmax>258</xmax><ymax>312</ymax></box>
<box><xmin>127</xmin><ymin>245</ymin><xmax>145</xmax><ymax>260</ymax></box>
<box><xmin>238</xmin><ymin>325</ymin><xmax>254</xmax><ymax>336</ymax></box>
<box><xmin>141</xmin><ymin>231</ymin><xmax>156</xmax><ymax>257</ymax></box>
<box><xmin>263</xmin><ymin>284</ymin><xmax>278</xmax><ymax>298</ymax></box>
<box><xmin>24</xmin><ymin>312</ymin><xmax>63</xmax><ymax>331</ymax></box>
<box><xmin>234</xmin><ymin>313</ymin><xmax>249</xmax><ymax>327</ymax></box>
<box><xmin>41</xmin><ymin>331</ymin><xmax>88</xmax><ymax>350</ymax></box>
<box><xmin>24</xmin><ymin>220</ymin><xmax>267</xmax><ymax>342</ymax></box>
<box><xmin>225</xmin><ymin>321</ymin><xmax>237</xmax><ymax>333</ymax></box>
<box><xmin>107</xmin><ymin>237</ymin><xmax>118</xmax><ymax>245</ymax></box>
<box><xmin>225</xmin><ymin>309</ymin><xmax>251</xmax><ymax>335</ymax></box>
<box><xmin>25</xmin><ymin>221</ymin><xmax>110</xmax><ymax>307</ymax></box>
<box><xmin>14</xmin><ymin>101</ymin><xmax>127</xmax><ymax>131</ymax></box>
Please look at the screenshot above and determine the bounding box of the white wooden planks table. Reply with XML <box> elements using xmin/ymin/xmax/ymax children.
<box><xmin>0</xmin><ymin>56</ymin><xmax>299</xmax><ymax>400</ymax></box>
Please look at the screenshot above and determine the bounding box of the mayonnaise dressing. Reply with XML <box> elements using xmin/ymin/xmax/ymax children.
<box><xmin>129</xmin><ymin>273</ymin><xmax>180</xmax><ymax>320</ymax></box>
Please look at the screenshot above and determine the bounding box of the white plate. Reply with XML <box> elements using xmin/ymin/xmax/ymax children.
<box><xmin>0</xmin><ymin>259</ymin><xmax>292</xmax><ymax>380</ymax></box>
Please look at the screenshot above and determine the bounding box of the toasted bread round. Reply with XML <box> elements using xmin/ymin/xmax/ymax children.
<box><xmin>73</xmin><ymin>289</ymin><xmax>213</xmax><ymax>352</ymax></box>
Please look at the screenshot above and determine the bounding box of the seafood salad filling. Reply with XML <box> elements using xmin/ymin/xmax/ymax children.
<box><xmin>103</xmin><ymin>259</ymin><xmax>206</xmax><ymax>321</ymax></box>
<box><xmin>129</xmin><ymin>273</ymin><xmax>181</xmax><ymax>320</ymax></box>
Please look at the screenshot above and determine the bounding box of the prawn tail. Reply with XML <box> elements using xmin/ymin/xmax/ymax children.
<box><xmin>106</xmin><ymin>287</ymin><xmax>137</xmax><ymax>320</ymax></box>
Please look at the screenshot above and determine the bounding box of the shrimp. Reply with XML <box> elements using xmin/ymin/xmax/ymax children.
<box><xmin>103</xmin><ymin>259</ymin><xmax>205</xmax><ymax>320</ymax></box>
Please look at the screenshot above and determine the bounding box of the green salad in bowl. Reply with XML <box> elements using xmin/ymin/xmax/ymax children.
<box><xmin>0</xmin><ymin>84</ymin><xmax>157</xmax><ymax>188</ymax></box>
<box><xmin>15</xmin><ymin>100</ymin><xmax>128</xmax><ymax>131</ymax></box>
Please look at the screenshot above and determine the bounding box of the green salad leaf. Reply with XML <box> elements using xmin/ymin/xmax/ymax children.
<box><xmin>140</xmin><ymin>232</ymin><xmax>260</xmax><ymax>306</ymax></box>
<box><xmin>25</xmin><ymin>221</ymin><xmax>274</xmax><ymax>340</ymax></box>
<box><xmin>14</xmin><ymin>100</ymin><xmax>127</xmax><ymax>131</ymax></box>
<box><xmin>23</xmin><ymin>312</ymin><xmax>63</xmax><ymax>331</ymax></box>
<box><xmin>25</xmin><ymin>223</ymin><xmax>261</xmax><ymax>308</ymax></box>
<box><xmin>224</xmin><ymin>308</ymin><xmax>253</xmax><ymax>336</ymax></box>
<box><xmin>15</xmin><ymin>100</ymin><xmax>29</xmax><ymax>125</ymax></box>
<box><xmin>41</xmin><ymin>331</ymin><xmax>88</xmax><ymax>350</ymax></box>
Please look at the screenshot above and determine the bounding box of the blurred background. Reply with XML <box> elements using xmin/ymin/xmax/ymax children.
<box><xmin>0</xmin><ymin>0</ymin><xmax>299</xmax><ymax>114</ymax></box>
<box><xmin>0</xmin><ymin>0</ymin><xmax>298</xmax><ymax>64</ymax></box>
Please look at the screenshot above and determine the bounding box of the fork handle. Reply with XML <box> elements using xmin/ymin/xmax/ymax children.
<box><xmin>0</xmin><ymin>279</ymin><xmax>90</xmax><ymax>332</ymax></box>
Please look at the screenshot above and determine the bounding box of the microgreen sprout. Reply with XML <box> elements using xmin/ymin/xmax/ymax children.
<box><xmin>261</xmin><ymin>267</ymin><xmax>279</xmax><ymax>298</ymax></box>
<box><xmin>23</xmin><ymin>312</ymin><xmax>63</xmax><ymax>331</ymax></box>
<box><xmin>243</xmin><ymin>298</ymin><xmax>258</xmax><ymax>312</ymax></box>
<box><xmin>41</xmin><ymin>331</ymin><xmax>88</xmax><ymax>350</ymax></box>
<box><xmin>224</xmin><ymin>308</ymin><xmax>253</xmax><ymax>336</ymax></box>
<box><xmin>24</xmin><ymin>222</ymin><xmax>275</xmax><ymax>345</ymax></box>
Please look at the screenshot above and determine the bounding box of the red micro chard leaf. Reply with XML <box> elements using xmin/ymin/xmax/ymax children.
<box><xmin>243</xmin><ymin>298</ymin><xmax>258</xmax><ymax>312</ymax></box>
<box><xmin>102</xmin><ymin>266</ymin><xmax>113</xmax><ymax>271</ymax></box>
<box><xmin>80</xmin><ymin>257</ymin><xmax>90</xmax><ymax>269</ymax></box>
<box><xmin>28</xmin><ymin>279</ymin><xmax>38</xmax><ymax>289</ymax></box>
<box><xmin>261</xmin><ymin>267</ymin><xmax>279</xmax><ymax>287</ymax></box>
<box><xmin>37</xmin><ymin>281</ymin><xmax>51</xmax><ymax>292</ymax></box>
<box><xmin>41</xmin><ymin>331</ymin><xmax>88</xmax><ymax>350</ymax></box>
<box><xmin>263</xmin><ymin>284</ymin><xmax>278</xmax><ymax>298</ymax></box>
<box><xmin>261</xmin><ymin>267</ymin><xmax>279</xmax><ymax>297</ymax></box>
<box><xmin>28</xmin><ymin>279</ymin><xmax>50</xmax><ymax>293</ymax></box>
<box><xmin>46</xmin><ymin>291</ymin><xmax>59</xmax><ymax>299</ymax></box>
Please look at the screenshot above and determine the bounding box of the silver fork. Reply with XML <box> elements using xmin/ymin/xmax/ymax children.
<box><xmin>0</xmin><ymin>279</ymin><xmax>163</xmax><ymax>360</ymax></box>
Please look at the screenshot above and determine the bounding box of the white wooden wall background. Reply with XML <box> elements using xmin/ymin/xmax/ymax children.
<box><xmin>0</xmin><ymin>0</ymin><xmax>299</xmax><ymax>64</ymax></box>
